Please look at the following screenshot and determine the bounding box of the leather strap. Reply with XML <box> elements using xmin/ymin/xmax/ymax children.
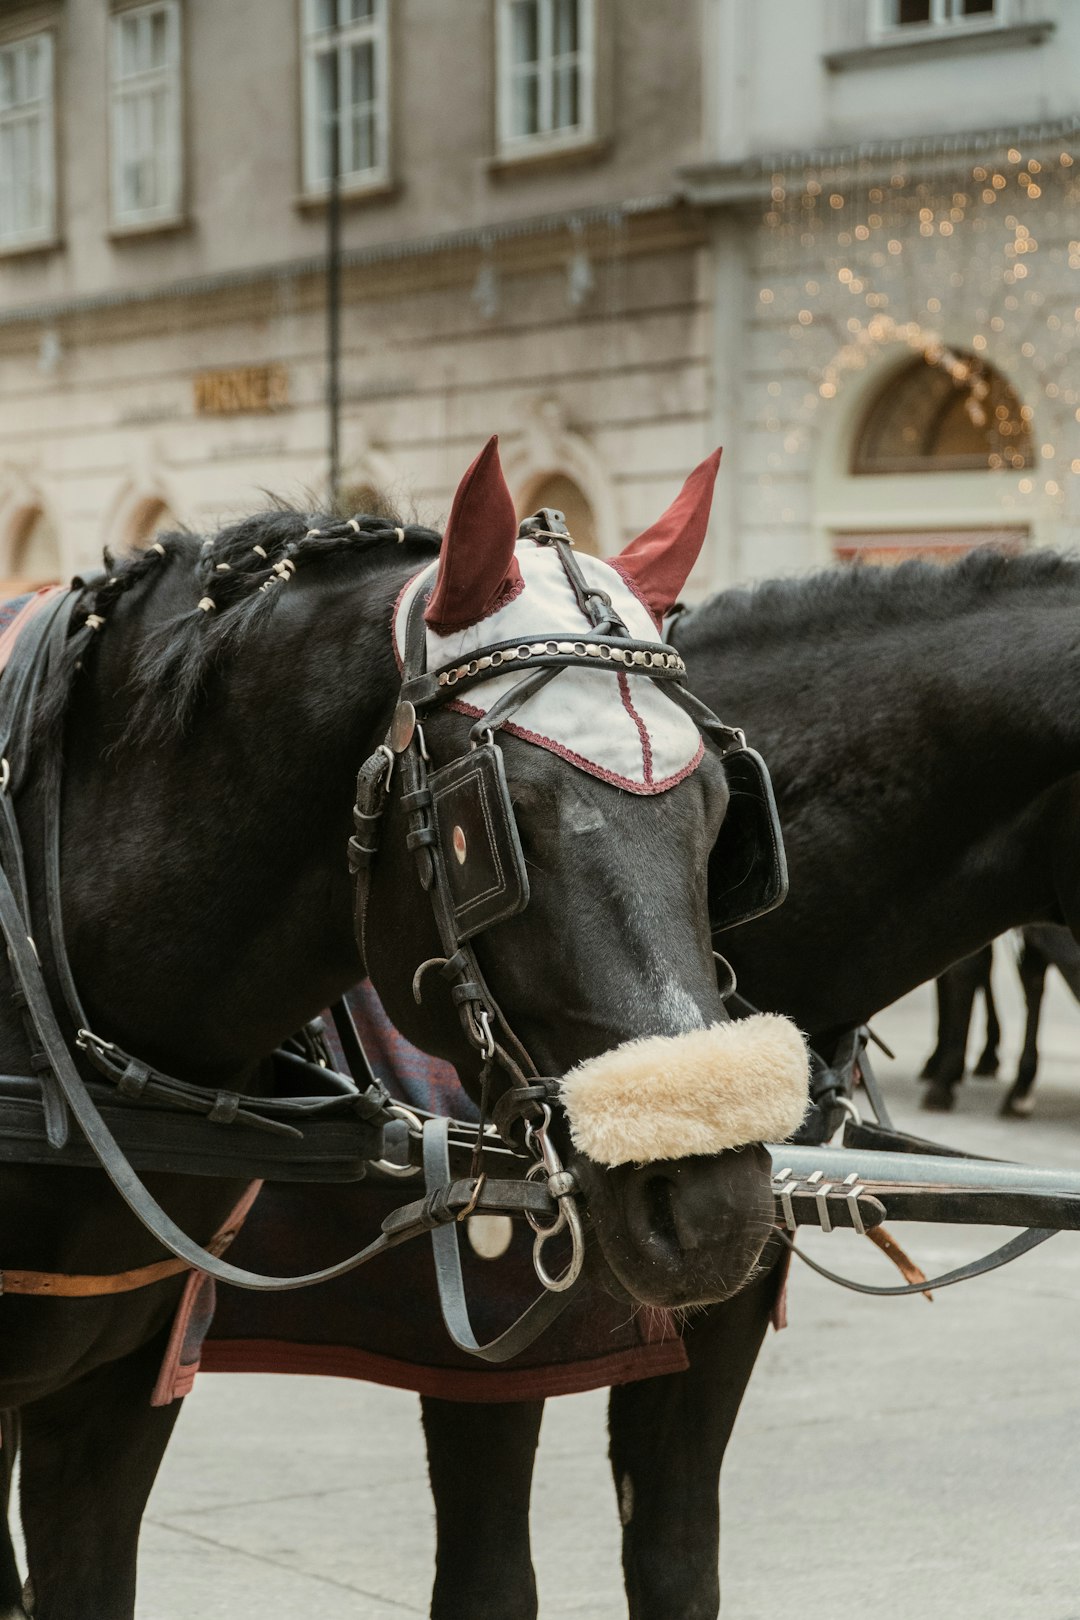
<box><xmin>781</xmin><ymin>1225</ymin><xmax>1056</xmax><ymax>1296</ymax></box>
<box><xmin>2</xmin><ymin>1257</ymin><xmax>199</xmax><ymax>1298</ymax></box>
<box><xmin>423</xmin><ymin>1117</ymin><xmax>585</xmax><ymax>1363</ymax></box>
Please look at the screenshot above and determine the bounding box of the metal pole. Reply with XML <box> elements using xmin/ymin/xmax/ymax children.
<box><xmin>326</xmin><ymin>2</ymin><xmax>343</xmax><ymax>506</ymax></box>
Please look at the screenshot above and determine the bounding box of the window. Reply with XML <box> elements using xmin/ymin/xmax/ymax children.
<box><xmin>498</xmin><ymin>0</ymin><xmax>594</xmax><ymax>153</ymax></box>
<box><xmin>0</xmin><ymin>33</ymin><xmax>55</xmax><ymax>250</ymax></box>
<box><xmin>878</xmin><ymin>0</ymin><xmax>1000</xmax><ymax>32</ymax></box>
<box><xmin>110</xmin><ymin>2</ymin><xmax>183</xmax><ymax>228</ymax></box>
<box><xmin>852</xmin><ymin>351</ymin><xmax>1032</xmax><ymax>474</ymax></box>
<box><xmin>301</xmin><ymin>0</ymin><xmax>389</xmax><ymax>194</ymax></box>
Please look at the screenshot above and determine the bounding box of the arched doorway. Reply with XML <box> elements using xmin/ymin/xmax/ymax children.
<box><xmin>818</xmin><ymin>348</ymin><xmax>1036</xmax><ymax>564</ymax></box>
<box><xmin>122</xmin><ymin>497</ymin><xmax>179</xmax><ymax>554</ymax></box>
<box><xmin>1</xmin><ymin>506</ymin><xmax>62</xmax><ymax>598</ymax></box>
<box><xmin>516</xmin><ymin>472</ymin><xmax>599</xmax><ymax>556</ymax></box>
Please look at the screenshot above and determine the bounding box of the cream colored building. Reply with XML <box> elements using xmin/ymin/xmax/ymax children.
<box><xmin>2</xmin><ymin>0</ymin><xmax>1079</xmax><ymax>595</ymax></box>
<box><xmin>0</xmin><ymin>0</ymin><xmax>716</xmax><ymax>588</ymax></box>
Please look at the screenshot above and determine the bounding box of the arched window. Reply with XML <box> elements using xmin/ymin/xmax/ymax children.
<box><xmin>853</xmin><ymin>350</ymin><xmax>1032</xmax><ymax>475</ymax></box>
<box><xmin>517</xmin><ymin>472</ymin><xmax>598</xmax><ymax>555</ymax></box>
<box><xmin>3</xmin><ymin>506</ymin><xmax>61</xmax><ymax>597</ymax></box>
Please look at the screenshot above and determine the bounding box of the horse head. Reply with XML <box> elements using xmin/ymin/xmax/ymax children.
<box><xmin>365</xmin><ymin>438</ymin><xmax>808</xmax><ymax>1309</ymax></box>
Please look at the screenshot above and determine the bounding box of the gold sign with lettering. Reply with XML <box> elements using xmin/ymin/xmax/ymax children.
<box><xmin>193</xmin><ymin>364</ymin><xmax>288</xmax><ymax>416</ymax></box>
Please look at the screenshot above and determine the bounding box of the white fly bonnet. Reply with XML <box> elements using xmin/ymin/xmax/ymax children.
<box><xmin>394</xmin><ymin>542</ymin><xmax>703</xmax><ymax>794</ymax></box>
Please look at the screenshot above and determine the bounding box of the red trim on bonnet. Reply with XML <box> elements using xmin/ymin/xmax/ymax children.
<box><xmin>448</xmin><ymin>696</ymin><xmax>704</xmax><ymax>795</ymax></box>
<box><xmin>617</xmin><ymin>671</ymin><xmax>654</xmax><ymax>785</ymax></box>
<box><xmin>608</xmin><ymin>561</ymin><xmax>663</xmax><ymax>631</ymax></box>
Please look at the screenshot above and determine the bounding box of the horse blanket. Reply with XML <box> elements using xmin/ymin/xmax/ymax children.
<box><xmin>198</xmin><ymin>983</ymin><xmax>689</xmax><ymax>1401</ymax></box>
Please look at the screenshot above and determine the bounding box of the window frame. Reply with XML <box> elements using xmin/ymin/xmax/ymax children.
<box><xmin>496</xmin><ymin>0</ymin><xmax>596</xmax><ymax>159</ymax></box>
<box><xmin>108</xmin><ymin>0</ymin><xmax>185</xmax><ymax>232</ymax></box>
<box><xmin>873</xmin><ymin>0</ymin><xmax>1006</xmax><ymax>39</ymax></box>
<box><xmin>300</xmin><ymin>0</ymin><xmax>391</xmax><ymax>199</ymax></box>
<box><xmin>0</xmin><ymin>30</ymin><xmax>58</xmax><ymax>253</ymax></box>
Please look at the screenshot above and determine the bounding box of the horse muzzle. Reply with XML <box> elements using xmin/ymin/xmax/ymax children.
<box><xmin>562</xmin><ymin>1015</ymin><xmax>809</xmax><ymax>1308</ymax></box>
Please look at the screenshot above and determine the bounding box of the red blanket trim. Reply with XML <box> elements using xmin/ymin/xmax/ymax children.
<box><xmin>199</xmin><ymin>1335</ymin><xmax>689</xmax><ymax>1403</ymax></box>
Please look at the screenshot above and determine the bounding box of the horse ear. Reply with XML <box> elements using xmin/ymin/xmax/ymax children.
<box><xmin>612</xmin><ymin>449</ymin><xmax>722</xmax><ymax>622</ymax></box>
<box><xmin>425</xmin><ymin>436</ymin><xmax>523</xmax><ymax>634</ymax></box>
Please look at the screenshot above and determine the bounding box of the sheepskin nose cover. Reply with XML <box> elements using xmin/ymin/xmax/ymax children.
<box><xmin>559</xmin><ymin>1014</ymin><xmax>810</xmax><ymax>1167</ymax></box>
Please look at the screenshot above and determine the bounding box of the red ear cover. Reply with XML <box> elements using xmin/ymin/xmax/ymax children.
<box><xmin>425</xmin><ymin>435</ymin><xmax>523</xmax><ymax>633</ymax></box>
<box><xmin>611</xmin><ymin>449</ymin><xmax>722</xmax><ymax>623</ymax></box>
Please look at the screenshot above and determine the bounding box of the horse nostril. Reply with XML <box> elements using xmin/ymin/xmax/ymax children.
<box><xmin>644</xmin><ymin>1174</ymin><xmax>680</xmax><ymax>1251</ymax></box>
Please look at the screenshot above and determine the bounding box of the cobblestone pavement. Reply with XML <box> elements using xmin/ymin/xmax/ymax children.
<box><xmin>21</xmin><ymin>953</ymin><xmax>1080</xmax><ymax>1616</ymax></box>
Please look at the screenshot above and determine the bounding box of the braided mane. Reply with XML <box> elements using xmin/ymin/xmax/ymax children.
<box><xmin>53</xmin><ymin>505</ymin><xmax>442</xmax><ymax>747</ymax></box>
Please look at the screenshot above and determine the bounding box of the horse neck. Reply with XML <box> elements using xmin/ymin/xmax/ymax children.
<box><xmin>26</xmin><ymin>559</ymin><xmax>408</xmax><ymax>1085</ymax></box>
<box><xmin>679</xmin><ymin>574</ymin><xmax>1080</xmax><ymax>1034</ymax></box>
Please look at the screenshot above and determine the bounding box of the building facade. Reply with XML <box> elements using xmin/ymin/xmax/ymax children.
<box><xmin>0</xmin><ymin>0</ymin><xmax>716</xmax><ymax>587</ymax></box>
<box><xmin>1</xmin><ymin>0</ymin><xmax>1078</xmax><ymax>594</ymax></box>
<box><xmin>690</xmin><ymin>0</ymin><xmax>1080</xmax><ymax>579</ymax></box>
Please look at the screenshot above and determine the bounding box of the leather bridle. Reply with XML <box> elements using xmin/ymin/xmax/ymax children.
<box><xmin>347</xmin><ymin>514</ymin><xmax>754</xmax><ymax>1310</ymax></box>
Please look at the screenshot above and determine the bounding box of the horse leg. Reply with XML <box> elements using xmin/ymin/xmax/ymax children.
<box><xmin>1003</xmin><ymin>935</ymin><xmax>1050</xmax><ymax>1117</ymax></box>
<box><xmin>609</xmin><ymin>1259</ymin><xmax>779</xmax><ymax>1620</ymax></box>
<box><xmin>422</xmin><ymin>1395</ymin><xmax>544</xmax><ymax>1620</ymax></box>
<box><xmin>919</xmin><ymin>974</ymin><xmax>951</xmax><ymax>1081</ymax></box>
<box><xmin>974</xmin><ymin>950</ymin><xmax>1001</xmax><ymax>1076</ymax></box>
<box><xmin>0</xmin><ymin>1412</ymin><xmax>27</xmax><ymax>1620</ymax></box>
<box><xmin>922</xmin><ymin>947</ymin><xmax>987</xmax><ymax>1111</ymax></box>
<box><xmin>17</xmin><ymin>1335</ymin><xmax>182</xmax><ymax>1620</ymax></box>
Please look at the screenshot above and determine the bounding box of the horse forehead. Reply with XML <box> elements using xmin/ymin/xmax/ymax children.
<box><xmin>394</xmin><ymin>543</ymin><xmax>703</xmax><ymax>794</ymax></box>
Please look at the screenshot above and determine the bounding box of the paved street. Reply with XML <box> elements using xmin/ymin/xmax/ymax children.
<box><xmin>26</xmin><ymin>953</ymin><xmax>1080</xmax><ymax>1617</ymax></box>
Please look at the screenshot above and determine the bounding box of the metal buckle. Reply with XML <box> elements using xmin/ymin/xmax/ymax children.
<box><xmin>75</xmin><ymin>1027</ymin><xmax>117</xmax><ymax>1056</ymax></box>
<box><xmin>523</xmin><ymin>1105</ymin><xmax>586</xmax><ymax>1293</ymax></box>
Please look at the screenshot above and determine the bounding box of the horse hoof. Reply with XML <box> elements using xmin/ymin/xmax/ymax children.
<box><xmin>973</xmin><ymin>1058</ymin><xmax>999</xmax><ymax>1079</ymax></box>
<box><xmin>1002</xmin><ymin>1094</ymin><xmax>1035</xmax><ymax>1118</ymax></box>
<box><xmin>921</xmin><ymin>1086</ymin><xmax>955</xmax><ymax>1113</ymax></box>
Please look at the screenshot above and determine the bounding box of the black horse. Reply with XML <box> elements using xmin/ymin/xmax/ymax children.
<box><xmin>921</xmin><ymin>941</ymin><xmax>1001</xmax><ymax>1095</ymax></box>
<box><xmin>0</xmin><ymin>439</ymin><xmax>808</xmax><ymax>1619</ymax></box>
<box><xmin>412</xmin><ymin>550</ymin><xmax>1080</xmax><ymax>1619</ymax></box>
<box><xmin>925</xmin><ymin>919</ymin><xmax>1080</xmax><ymax>1115</ymax></box>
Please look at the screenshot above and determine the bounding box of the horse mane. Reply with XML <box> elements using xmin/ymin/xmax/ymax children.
<box><xmin>43</xmin><ymin>504</ymin><xmax>442</xmax><ymax>748</ymax></box>
<box><xmin>684</xmin><ymin>548</ymin><xmax>1080</xmax><ymax>649</ymax></box>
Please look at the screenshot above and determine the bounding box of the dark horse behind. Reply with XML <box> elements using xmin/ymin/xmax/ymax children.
<box><xmin>304</xmin><ymin>548</ymin><xmax>1080</xmax><ymax>1620</ymax></box>
<box><xmin>0</xmin><ymin>437</ymin><xmax>809</xmax><ymax>1618</ymax></box>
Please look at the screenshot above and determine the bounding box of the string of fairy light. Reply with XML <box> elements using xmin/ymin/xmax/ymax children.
<box><xmin>752</xmin><ymin>140</ymin><xmax>1080</xmax><ymax>524</ymax></box>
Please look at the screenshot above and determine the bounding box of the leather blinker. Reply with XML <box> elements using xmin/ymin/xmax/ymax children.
<box><xmin>428</xmin><ymin>744</ymin><xmax>530</xmax><ymax>941</ymax></box>
<box><xmin>708</xmin><ymin>745</ymin><xmax>789</xmax><ymax>933</ymax></box>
